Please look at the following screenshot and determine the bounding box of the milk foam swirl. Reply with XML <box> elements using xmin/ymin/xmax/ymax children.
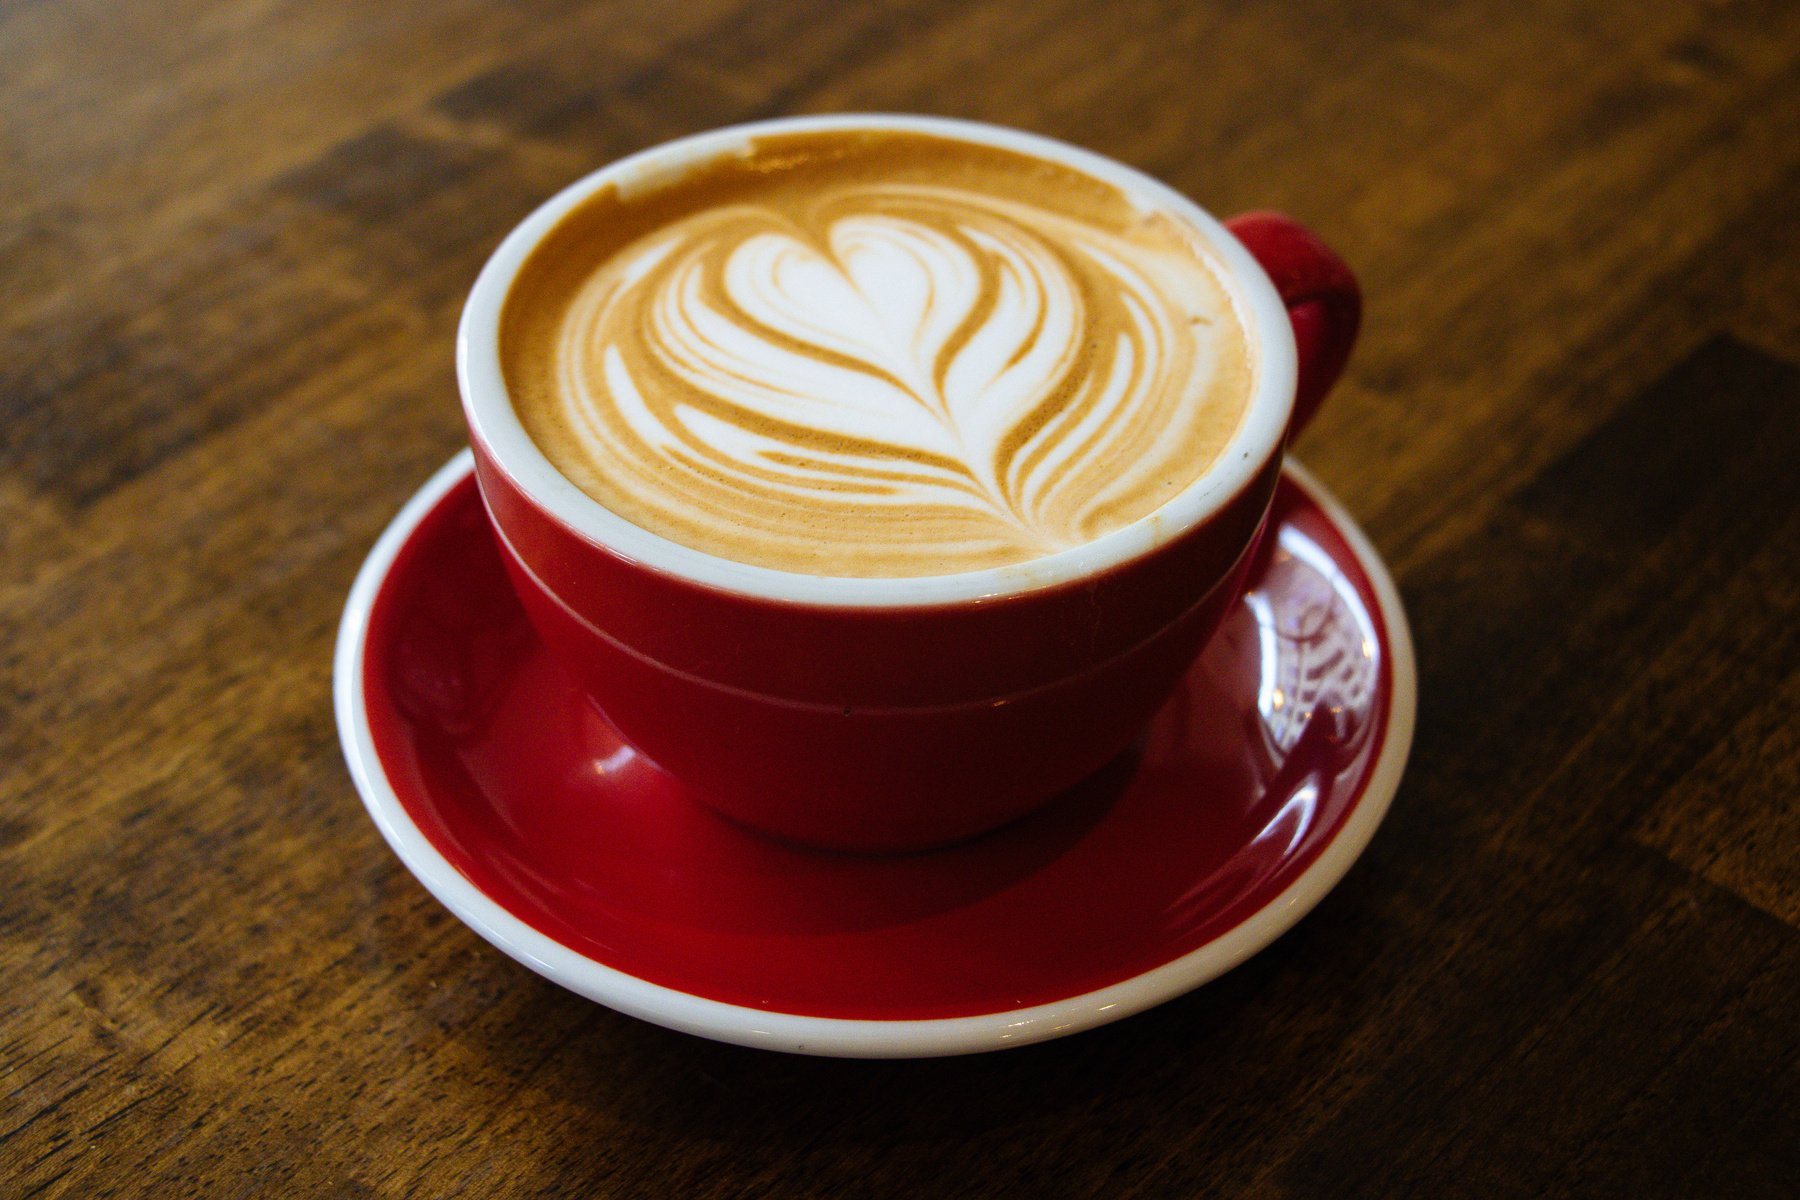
<box><xmin>511</xmin><ymin>148</ymin><xmax>1250</xmax><ymax>577</ymax></box>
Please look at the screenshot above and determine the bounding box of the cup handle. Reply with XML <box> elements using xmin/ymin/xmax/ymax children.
<box><xmin>1225</xmin><ymin>212</ymin><xmax>1361</xmax><ymax>439</ymax></box>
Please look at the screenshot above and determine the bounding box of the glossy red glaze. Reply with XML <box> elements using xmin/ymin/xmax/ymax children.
<box><xmin>359</xmin><ymin>468</ymin><xmax>1394</xmax><ymax>1021</ymax></box>
<box><xmin>468</xmin><ymin>213</ymin><xmax>1359</xmax><ymax>850</ymax></box>
<box><xmin>472</xmin><ymin>446</ymin><xmax>1277</xmax><ymax>706</ymax></box>
<box><xmin>475</xmin><ymin>440</ymin><xmax>1276</xmax><ymax>849</ymax></box>
<box><xmin>1223</xmin><ymin>212</ymin><xmax>1362</xmax><ymax>436</ymax></box>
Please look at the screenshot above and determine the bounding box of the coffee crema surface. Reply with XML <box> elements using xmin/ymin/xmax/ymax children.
<box><xmin>502</xmin><ymin>130</ymin><xmax>1254</xmax><ymax>577</ymax></box>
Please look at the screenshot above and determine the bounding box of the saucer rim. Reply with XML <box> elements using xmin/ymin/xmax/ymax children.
<box><xmin>334</xmin><ymin>449</ymin><xmax>1417</xmax><ymax>1058</ymax></box>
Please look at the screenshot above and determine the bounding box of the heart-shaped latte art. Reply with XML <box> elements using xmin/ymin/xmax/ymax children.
<box><xmin>537</xmin><ymin>180</ymin><xmax>1249</xmax><ymax>576</ymax></box>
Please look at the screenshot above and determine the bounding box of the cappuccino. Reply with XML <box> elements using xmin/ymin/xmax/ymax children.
<box><xmin>501</xmin><ymin>129</ymin><xmax>1253</xmax><ymax>578</ymax></box>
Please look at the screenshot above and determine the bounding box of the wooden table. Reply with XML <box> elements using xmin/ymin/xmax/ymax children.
<box><xmin>5</xmin><ymin>1</ymin><xmax>1798</xmax><ymax>1194</ymax></box>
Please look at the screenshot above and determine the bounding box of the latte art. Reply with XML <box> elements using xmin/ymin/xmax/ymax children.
<box><xmin>504</xmin><ymin>132</ymin><xmax>1253</xmax><ymax>577</ymax></box>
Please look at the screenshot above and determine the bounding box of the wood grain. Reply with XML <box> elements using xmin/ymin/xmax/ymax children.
<box><xmin>4</xmin><ymin>1</ymin><xmax>1798</xmax><ymax>1195</ymax></box>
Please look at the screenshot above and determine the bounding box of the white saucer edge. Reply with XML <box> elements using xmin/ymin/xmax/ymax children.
<box><xmin>333</xmin><ymin>451</ymin><xmax>1417</xmax><ymax>1059</ymax></box>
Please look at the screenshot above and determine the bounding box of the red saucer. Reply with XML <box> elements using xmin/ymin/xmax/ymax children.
<box><xmin>336</xmin><ymin>453</ymin><xmax>1415</xmax><ymax>1056</ymax></box>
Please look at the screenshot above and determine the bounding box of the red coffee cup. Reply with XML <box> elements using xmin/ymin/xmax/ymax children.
<box><xmin>457</xmin><ymin>115</ymin><xmax>1359</xmax><ymax>853</ymax></box>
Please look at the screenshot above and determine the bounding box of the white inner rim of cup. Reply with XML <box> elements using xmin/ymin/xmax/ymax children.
<box><xmin>458</xmin><ymin>113</ymin><xmax>1299</xmax><ymax>608</ymax></box>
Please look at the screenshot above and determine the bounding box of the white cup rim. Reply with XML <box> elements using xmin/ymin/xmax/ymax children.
<box><xmin>457</xmin><ymin>113</ymin><xmax>1298</xmax><ymax>609</ymax></box>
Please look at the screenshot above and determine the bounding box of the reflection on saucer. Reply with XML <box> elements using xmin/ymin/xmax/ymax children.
<box><xmin>1246</xmin><ymin>524</ymin><xmax>1381</xmax><ymax>757</ymax></box>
